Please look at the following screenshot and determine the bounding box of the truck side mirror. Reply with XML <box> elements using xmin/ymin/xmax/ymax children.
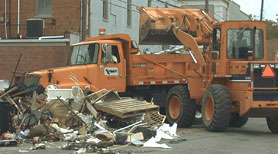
<box><xmin>102</xmin><ymin>43</ymin><xmax>108</xmax><ymax>53</ymax></box>
<box><xmin>131</xmin><ymin>40</ymin><xmax>139</xmax><ymax>49</ymax></box>
<box><xmin>102</xmin><ymin>43</ymin><xmax>113</xmax><ymax>64</ymax></box>
<box><xmin>106</xmin><ymin>46</ymin><xmax>113</xmax><ymax>60</ymax></box>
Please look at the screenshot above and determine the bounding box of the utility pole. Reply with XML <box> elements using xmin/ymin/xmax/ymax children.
<box><xmin>81</xmin><ymin>0</ymin><xmax>87</xmax><ymax>41</ymax></box>
<box><xmin>205</xmin><ymin>0</ymin><xmax>209</xmax><ymax>13</ymax></box>
<box><xmin>260</xmin><ymin>0</ymin><xmax>264</xmax><ymax>21</ymax></box>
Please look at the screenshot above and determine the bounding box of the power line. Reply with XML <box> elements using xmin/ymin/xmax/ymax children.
<box><xmin>155</xmin><ymin>0</ymin><xmax>180</xmax><ymax>8</ymax></box>
<box><xmin>109</xmin><ymin>1</ymin><xmax>139</xmax><ymax>13</ymax></box>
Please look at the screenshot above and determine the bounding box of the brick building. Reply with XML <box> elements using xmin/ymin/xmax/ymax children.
<box><xmin>0</xmin><ymin>0</ymin><xmax>85</xmax><ymax>82</ymax></box>
<box><xmin>0</xmin><ymin>0</ymin><xmax>83</xmax><ymax>39</ymax></box>
<box><xmin>0</xmin><ymin>39</ymin><xmax>70</xmax><ymax>81</ymax></box>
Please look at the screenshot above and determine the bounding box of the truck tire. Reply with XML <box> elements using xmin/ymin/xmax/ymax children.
<box><xmin>229</xmin><ymin>113</ymin><xmax>248</xmax><ymax>127</ymax></box>
<box><xmin>166</xmin><ymin>85</ymin><xmax>196</xmax><ymax>128</ymax></box>
<box><xmin>266</xmin><ymin>117</ymin><xmax>278</xmax><ymax>133</ymax></box>
<box><xmin>202</xmin><ymin>84</ymin><xmax>232</xmax><ymax>132</ymax></box>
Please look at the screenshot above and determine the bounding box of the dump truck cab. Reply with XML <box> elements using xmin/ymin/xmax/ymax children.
<box><xmin>27</xmin><ymin>34</ymin><xmax>137</xmax><ymax>93</ymax></box>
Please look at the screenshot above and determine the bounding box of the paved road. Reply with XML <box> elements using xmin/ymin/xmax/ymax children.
<box><xmin>116</xmin><ymin>118</ymin><xmax>278</xmax><ymax>154</ymax></box>
<box><xmin>0</xmin><ymin>118</ymin><xmax>277</xmax><ymax>154</ymax></box>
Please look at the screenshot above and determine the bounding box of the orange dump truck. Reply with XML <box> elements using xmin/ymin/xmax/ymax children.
<box><xmin>26</xmin><ymin>33</ymin><xmax>197</xmax><ymax>127</ymax></box>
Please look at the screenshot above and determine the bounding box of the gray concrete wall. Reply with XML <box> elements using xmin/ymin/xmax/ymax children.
<box><xmin>178</xmin><ymin>0</ymin><xmax>249</xmax><ymax>21</ymax></box>
<box><xmin>228</xmin><ymin>1</ymin><xmax>249</xmax><ymax>20</ymax></box>
<box><xmin>90</xmin><ymin>0</ymin><xmax>179</xmax><ymax>52</ymax></box>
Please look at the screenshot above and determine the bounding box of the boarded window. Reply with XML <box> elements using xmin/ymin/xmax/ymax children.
<box><xmin>103</xmin><ymin>0</ymin><xmax>108</xmax><ymax>20</ymax></box>
<box><xmin>127</xmin><ymin>0</ymin><xmax>132</xmax><ymax>27</ymax></box>
<box><xmin>35</xmin><ymin>0</ymin><xmax>52</xmax><ymax>17</ymax></box>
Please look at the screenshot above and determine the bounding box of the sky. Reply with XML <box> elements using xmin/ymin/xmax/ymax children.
<box><xmin>233</xmin><ymin>0</ymin><xmax>278</xmax><ymax>21</ymax></box>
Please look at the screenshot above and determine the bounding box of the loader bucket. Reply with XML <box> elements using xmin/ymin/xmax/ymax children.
<box><xmin>139</xmin><ymin>19</ymin><xmax>181</xmax><ymax>45</ymax></box>
<box><xmin>138</xmin><ymin>7</ymin><xmax>214</xmax><ymax>45</ymax></box>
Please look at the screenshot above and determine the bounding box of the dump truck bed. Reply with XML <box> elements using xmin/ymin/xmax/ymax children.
<box><xmin>127</xmin><ymin>53</ymin><xmax>197</xmax><ymax>86</ymax></box>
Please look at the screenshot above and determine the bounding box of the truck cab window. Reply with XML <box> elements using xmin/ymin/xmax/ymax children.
<box><xmin>70</xmin><ymin>43</ymin><xmax>99</xmax><ymax>65</ymax></box>
<box><xmin>227</xmin><ymin>29</ymin><xmax>264</xmax><ymax>59</ymax></box>
<box><xmin>102</xmin><ymin>45</ymin><xmax>120</xmax><ymax>64</ymax></box>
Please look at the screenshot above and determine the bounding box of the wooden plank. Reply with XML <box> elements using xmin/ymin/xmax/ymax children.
<box><xmin>101</xmin><ymin>103</ymin><xmax>151</xmax><ymax>110</ymax></box>
<box><xmin>94</xmin><ymin>98</ymin><xmax>159</xmax><ymax>118</ymax></box>
<box><xmin>96</xmin><ymin>103</ymin><xmax>157</xmax><ymax>113</ymax></box>
<box><xmin>0</xmin><ymin>86</ymin><xmax>18</xmax><ymax>100</ymax></box>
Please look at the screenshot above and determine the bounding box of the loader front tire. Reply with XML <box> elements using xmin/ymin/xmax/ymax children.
<box><xmin>166</xmin><ymin>85</ymin><xmax>196</xmax><ymax>128</ymax></box>
<box><xmin>266</xmin><ymin>116</ymin><xmax>278</xmax><ymax>133</ymax></box>
<box><xmin>202</xmin><ymin>84</ymin><xmax>232</xmax><ymax>132</ymax></box>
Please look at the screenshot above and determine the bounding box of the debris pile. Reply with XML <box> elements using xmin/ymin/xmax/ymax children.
<box><xmin>0</xmin><ymin>82</ymin><xmax>179</xmax><ymax>153</ymax></box>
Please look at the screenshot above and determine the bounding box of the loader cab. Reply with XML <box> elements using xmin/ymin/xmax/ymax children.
<box><xmin>211</xmin><ymin>21</ymin><xmax>266</xmax><ymax>75</ymax></box>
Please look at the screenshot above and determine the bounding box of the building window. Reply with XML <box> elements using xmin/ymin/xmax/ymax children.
<box><xmin>35</xmin><ymin>0</ymin><xmax>52</xmax><ymax>17</ymax></box>
<box><xmin>103</xmin><ymin>0</ymin><xmax>108</xmax><ymax>20</ymax></box>
<box><xmin>148</xmin><ymin>0</ymin><xmax>152</xmax><ymax>7</ymax></box>
<box><xmin>127</xmin><ymin>0</ymin><xmax>131</xmax><ymax>27</ymax></box>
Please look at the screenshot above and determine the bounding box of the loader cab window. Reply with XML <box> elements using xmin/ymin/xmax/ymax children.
<box><xmin>213</xmin><ymin>27</ymin><xmax>221</xmax><ymax>51</ymax></box>
<box><xmin>70</xmin><ymin>43</ymin><xmax>99</xmax><ymax>65</ymax></box>
<box><xmin>227</xmin><ymin>29</ymin><xmax>264</xmax><ymax>59</ymax></box>
<box><xmin>101</xmin><ymin>44</ymin><xmax>120</xmax><ymax>64</ymax></box>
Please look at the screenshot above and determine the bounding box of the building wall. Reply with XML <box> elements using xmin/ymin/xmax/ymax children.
<box><xmin>0</xmin><ymin>40</ymin><xmax>70</xmax><ymax>81</ymax></box>
<box><xmin>0</xmin><ymin>0</ymin><xmax>81</xmax><ymax>39</ymax></box>
<box><xmin>267</xmin><ymin>39</ymin><xmax>278</xmax><ymax>61</ymax></box>
<box><xmin>178</xmin><ymin>0</ymin><xmax>248</xmax><ymax>21</ymax></box>
<box><xmin>179</xmin><ymin>0</ymin><xmax>228</xmax><ymax>21</ymax></box>
<box><xmin>0</xmin><ymin>0</ymin><xmax>82</xmax><ymax>81</ymax></box>
<box><xmin>90</xmin><ymin>0</ymin><xmax>179</xmax><ymax>51</ymax></box>
<box><xmin>228</xmin><ymin>1</ymin><xmax>249</xmax><ymax>20</ymax></box>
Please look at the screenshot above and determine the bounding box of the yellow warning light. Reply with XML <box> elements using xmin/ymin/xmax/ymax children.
<box><xmin>262</xmin><ymin>64</ymin><xmax>275</xmax><ymax>78</ymax></box>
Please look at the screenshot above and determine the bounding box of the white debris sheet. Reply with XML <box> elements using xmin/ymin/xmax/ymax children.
<box><xmin>143</xmin><ymin>123</ymin><xmax>178</xmax><ymax>149</ymax></box>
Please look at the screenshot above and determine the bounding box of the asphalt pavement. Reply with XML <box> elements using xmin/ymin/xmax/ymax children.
<box><xmin>0</xmin><ymin>118</ymin><xmax>277</xmax><ymax>154</ymax></box>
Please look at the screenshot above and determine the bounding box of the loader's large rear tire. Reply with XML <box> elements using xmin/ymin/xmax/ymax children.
<box><xmin>202</xmin><ymin>84</ymin><xmax>232</xmax><ymax>132</ymax></box>
<box><xmin>229</xmin><ymin>113</ymin><xmax>248</xmax><ymax>127</ymax></box>
<box><xmin>266</xmin><ymin>116</ymin><xmax>278</xmax><ymax>133</ymax></box>
<box><xmin>166</xmin><ymin>85</ymin><xmax>196</xmax><ymax>128</ymax></box>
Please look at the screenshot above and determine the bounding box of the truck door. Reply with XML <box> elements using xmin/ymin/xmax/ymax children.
<box><xmin>87</xmin><ymin>43</ymin><xmax>101</xmax><ymax>91</ymax></box>
<box><xmin>99</xmin><ymin>43</ymin><xmax>126</xmax><ymax>92</ymax></box>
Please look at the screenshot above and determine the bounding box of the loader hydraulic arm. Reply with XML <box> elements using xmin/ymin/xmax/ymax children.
<box><xmin>171</xmin><ymin>25</ymin><xmax>206</xmax><ymax>67</ymax></box>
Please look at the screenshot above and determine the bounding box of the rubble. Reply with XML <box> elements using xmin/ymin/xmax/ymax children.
<box><xmin>0</xmin><ymin>83</ymin><xmax>179</xmax><ymax>152</ymax></box>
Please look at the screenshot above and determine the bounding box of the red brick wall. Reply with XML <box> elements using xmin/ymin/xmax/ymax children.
<box><xmin>0</xmin><ymin>43</ymin><xmax>70</xmax><ymax>81</ymax></box>
<box><xmin>0</xmin><ymin>0</ymin><xmax>81</xmax><ymax>38</ymax></box>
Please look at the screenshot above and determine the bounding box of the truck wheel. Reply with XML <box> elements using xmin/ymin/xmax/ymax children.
<box><xmin>202</xmin><ymin>84</ymin><xmax>232</xmax><ymax>132</ymax></box>
<box><xmin>266</xmin><ymin>116</ymin><xmax>278</xmax><ymax>133</ymax></box>
<box><xmin>229</xmin><ymin>113</ymin><xmax>248</xmax><ymax>127</ymax></box>
<box><xmin>166</xmin><ymin>85</ymin><xmax>196</xmax><ymax>128</ymax></box>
